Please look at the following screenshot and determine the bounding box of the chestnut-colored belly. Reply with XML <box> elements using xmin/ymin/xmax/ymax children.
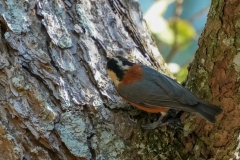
<box><xmin>128</xmin><ymin>101</ymin><xmax>169</xmax><ymax>113</ymax></box>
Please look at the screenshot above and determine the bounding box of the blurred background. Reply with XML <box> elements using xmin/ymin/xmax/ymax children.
<box><xmin>138</xmin><ymin>0</ymin><xmax>210</xmax><ymax>82</ymax></box>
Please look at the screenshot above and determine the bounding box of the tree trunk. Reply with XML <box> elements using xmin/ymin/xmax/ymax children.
<box><xmin>183</xmin><ymin>0</ymin><xmax>240</xmax><ymax>159</ymax></box>
<box><xmin>0</xmin><ymin>0</ymin><xmax>239</xmax><ymax>160</ymax></box>
<box><xmin>0</xmin><ymin>0</ymin><xmax>169</xmax><ymax>159</ymax></box>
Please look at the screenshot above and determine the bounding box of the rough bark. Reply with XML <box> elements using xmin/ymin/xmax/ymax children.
<box><xmin>0</xmin><ymin>0</ymin><xmax>170</xmax><ymax>159</ymax></box>
<box><xmin>0</xmin><ymin>0</ymin><xmax>239</xmax><ymax>160</ymax></box>
<box><xmin>184</xmin><ymin>0</ymin><xmax>240</xmax><ymax>159</ymax></box>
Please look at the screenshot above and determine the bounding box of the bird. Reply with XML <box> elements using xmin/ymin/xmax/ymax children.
<box><xmin>106</xmin><ymin>56</ymin><xmax>222</xmax><ymax>129</ymax></box>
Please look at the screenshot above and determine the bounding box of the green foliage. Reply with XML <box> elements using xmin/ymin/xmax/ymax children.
<box><xmin>174</xmin><ymin>66</ymin><xmax>188</xmax><ymax>82</ymax></box>
<box><xmin>153</xmin><ymin>18</ymin><xmax>196</xmax><ymax>51</ymax></box>
<box><xmin>168</xmin><ymin>18</ymin><xmax>196</xmax><ymax>49</ymax></box>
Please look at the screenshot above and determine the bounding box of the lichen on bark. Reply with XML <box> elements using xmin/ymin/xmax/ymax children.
<box><xmin>0</xmin><ymin>0</ymin><xmax>239</xmax><ymax>159</ymax></box>
<box><xmin>184</xmin><ymin>0</ymin><xmax>240</xmax><ymax>159</ymax></box>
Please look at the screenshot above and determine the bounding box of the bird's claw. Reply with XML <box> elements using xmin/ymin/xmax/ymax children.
<box><xmin>142</xmin><ymin>118</ymin><xmax>182</xmax><ymax>130</ymax></box>
<box><xmin>141</xmin><ymin>115</ymin><xmax>164</xmax><ymax>130</ymax></box>
<box><xmin>141</xmin><ymin>121</ymin><xmax>162</xmax><ymax>130</ymax></box>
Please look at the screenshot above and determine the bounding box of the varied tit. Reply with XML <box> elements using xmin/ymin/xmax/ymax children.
<box><xmin>107</xmin><ymin>56</ymin><xmax>222</xmax><ymax>129</ymax></box>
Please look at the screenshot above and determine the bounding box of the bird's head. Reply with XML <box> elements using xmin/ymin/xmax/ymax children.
<box><xmin>107</xmin><ymin>56</ymin><xmax>134</xmax><ymax>86</ymax></box>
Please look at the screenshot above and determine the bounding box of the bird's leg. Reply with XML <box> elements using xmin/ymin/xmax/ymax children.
<box><xmin>141</xmin><ymin>112</ymin><xmax>167</xmax><ymax>130</ymax></box>
<box><xmin>156</xmin><ymin>110</ymin><xmax>183</xmax><ymax>129</ymax></box>
<box><xmin>157</xmin><ymin>118</ymin><xmax>182</xmax><ymax>129</ymax></box>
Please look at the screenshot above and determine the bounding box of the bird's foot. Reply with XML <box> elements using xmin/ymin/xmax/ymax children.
<box><xmin>142</xmin><ymin>121</ymin><xmax>162</xmax><ymax>130</ymax></box>
<box><xmin>141</xmin><ymin>115</ymin><xmax>164</xmax><ymax>130</ymax></box>
<box><xmin>142</xmin><ymin>118</ymin><xmax>182</xmax><ymax>130</ymax></box>
<box><xmin>166</xmin><ymin>118</ymin><xmax>183</xmax><ymax>129</ymax></box>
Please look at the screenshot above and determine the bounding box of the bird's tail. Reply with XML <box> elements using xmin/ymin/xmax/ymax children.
<box><xmin>196</xmin><ymin>102</ymin><xmax>222</xmax><ymax>123</ymax></box>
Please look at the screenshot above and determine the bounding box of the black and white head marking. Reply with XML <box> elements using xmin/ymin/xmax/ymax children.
<box><xmin>107</xmin><ymin>56</ymin><xmax>134</xmax><ymax>81</ymax></box>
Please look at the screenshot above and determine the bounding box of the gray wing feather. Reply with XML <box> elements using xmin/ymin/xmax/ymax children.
<box><xmin>141</xmin><ymin>66</ymin><xmax>200</xmax><ymax>105</ymax></box>
<box><xmin>118</xmin><ymin>80</ymin><xmax>172</xmax><ymax>106</ymax></box>
<box><xmin>117</xmin><ymin>65</ymin><xmax>201</xmax><ymax>111</ymax></box>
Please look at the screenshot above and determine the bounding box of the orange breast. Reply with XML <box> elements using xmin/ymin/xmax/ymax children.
<box><xmin>122</xmin><ymin>97</ymin><xmax>168</xmax><ymax>113</ymax></box>
<box><xmin>118</xmin><ymin>64</ymin><xmax>143</xmax><ymax>87</ymax></box>
<box><xmin>129</xmin><ymin>101</ymin><xmax>169</xmax><ymax>113</ymax></box>
<box><xmin>118</xmin><ymin>65</ymin><xmax>168</xmax><ymax>113</ymax></box>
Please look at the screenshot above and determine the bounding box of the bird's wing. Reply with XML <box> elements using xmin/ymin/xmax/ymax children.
<box><xmin>117</xmin><ymin>80</ymin><xmax>175</xmax><ymax>108</ymax></box>
<box><xmin>117</xmin><ymin>65</ymin><xmax>201</xmax><ymax>111</ymax></box>
<box><xmin>118</xmin><ymin>79</ymin><xmax>199</xmax><ymax>112</ymax></box>
<box><xmin>142</xmin><ymin>66</ymin><xmax>200</xmax><ymax>105</ymax></box>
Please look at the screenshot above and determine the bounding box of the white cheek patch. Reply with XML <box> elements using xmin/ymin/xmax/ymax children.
<box><xmin>121</xmin><ymin>65</ymin><xmax>130</xmax><ymax>70</ymax></box>
<box><xmin>113</xmin><ymin>57</ymin><xmax>130</xmax><ymax>70</ymax></box>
